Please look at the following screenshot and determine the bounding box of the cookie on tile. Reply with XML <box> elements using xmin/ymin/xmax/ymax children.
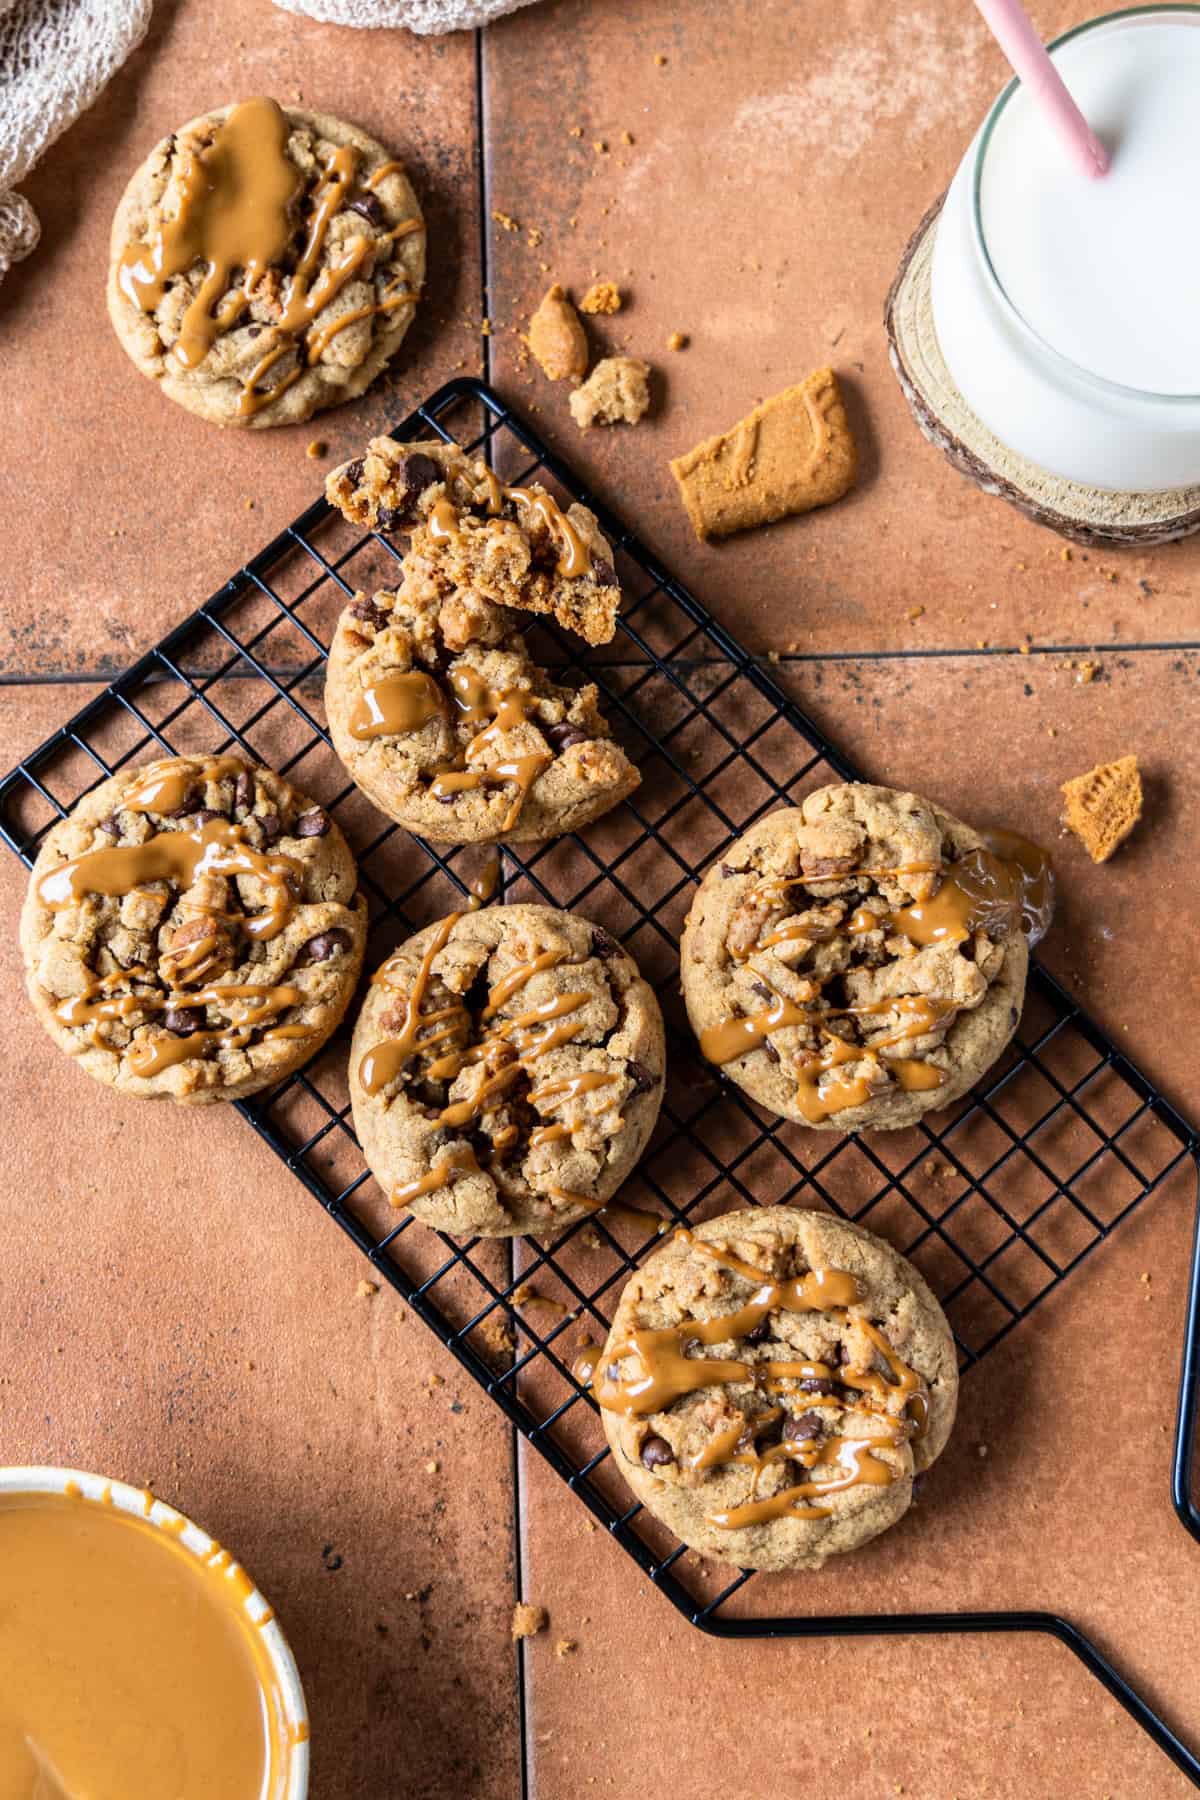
<box><xmin>349</xmin><ymin>905</ymin><xmax>665</xmax><ymax>1235</ymax></box>
<box><xmin>670</xmin><ymin>367</ymin><xmax>857</xmax><ymax>540</ymax></box>
<box><xmin>21</xmin><ymin>755</ymin><xmax>367</xmax><ymax>1103</ymax></box>
<box><xmin>108</xmin><ymin>97</ymin><xmax>424</xmax><ymax>427</ymax></box>
<box><xmin>569</xmin><ymin>357</ymin><xmax>651</xmax><ymax>430</ymax></box>
<box><xmin>681</xmin><ymin>783</ymin><xmax>1031</xmax><ymax>1130</ymax></box>
<box><xmin>593</xmin><ymin>1206</ymin><xmax>958</xmax><ymax>1571</ymax></box>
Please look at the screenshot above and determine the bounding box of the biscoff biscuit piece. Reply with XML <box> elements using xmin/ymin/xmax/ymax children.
<box><xmin>569</xmin><ymin>357</ymin><xmax>650</xmax><ymax>430</ymax></box>
<box><xmin>1061</xmin><ymin>755</ymin><xmax>1143</xmax><ymax>863</ymax></box>
<box><xmin>670</xmin><ymin>368</ymin><xmax>858</xmax><ymax>541</ymax></box>
<box><xmin>528</xmin><ymin>284</ymin><xmax>588</xmax><ymax>381</ymax></box>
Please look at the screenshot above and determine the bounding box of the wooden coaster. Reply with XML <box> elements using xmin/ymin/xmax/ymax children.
<box><xmin>885</xmin><ymin>200</ymin><xmax>1200</xmax><ymax>546</ymax></box>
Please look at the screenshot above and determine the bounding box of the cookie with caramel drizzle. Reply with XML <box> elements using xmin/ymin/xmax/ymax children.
<box><xmin>21</xmin><ymin>755</ymin><xmax>367</xmax><ymax>1104</ymax></box>
<box><xmin>589</xmin><ymin>1206</ymin><xmax>958</xmax><ymax>1571</ymax></box>
<box><xmin>107</xmin><ymin>99</ymin><xmax>425</xmax><ymax>427</ymax></box>
<box><xmin>324</xmin><ymin>499</ymin><xmax>638</xmax><ymax>844</ymax></box>
<box><xmin>348</xmin><ymin>905</ymin><xmax>665</xmax><ymax>1236</ymax></box>
<box><xmin>681</xmin><ymin>783</ymin><xmax>1045</xmax><ymax>1131</ymax></box>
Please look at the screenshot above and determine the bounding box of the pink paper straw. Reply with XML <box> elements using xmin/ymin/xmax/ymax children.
<box><xmin>973</xmin><ymin>0</ymin><xmax>1110</xmax><ymax>178</ymax></box>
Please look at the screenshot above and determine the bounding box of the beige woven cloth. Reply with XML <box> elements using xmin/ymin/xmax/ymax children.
<box><xmin>0</xmin><ymin>0</ymin><xmax>152</xmax><ymax>285</ymax></box>
<box><xmin>272</xmin><ymin>0</ymin><xmax>541</xmax><ymax>36</ymax></box>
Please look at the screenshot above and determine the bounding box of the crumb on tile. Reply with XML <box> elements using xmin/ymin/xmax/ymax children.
<box><xmin>491</xmin><ymin>209</ymin><xmax>521</xmax><ymax>232</ymax></box>
<box><xmin>555</xmin><ymin>1638</ymin><xmax>577</xmax><ymax>1658</ymax></box>
<box><xmin>357</xmin><ymin>1279</ymin><xmax>379</xmax><ymax>1299</ymax></box>
<box><xmin>654</xmin><ymin>51</ymin><xmax>667</xmax><ymax>64</ymax></box>
<box><xmin>667</xmin><ymin>330</ymin><xmax>688</xmax><ymax>351</ymax></box>
<box><xmin>580</xmin><ymin>281</ymin><xmax>622</xmax><ymax>315</ymax></box>
<box><xmin>306</xmin><ymin>439</ymin><xmax>328</xmax><ymax>459</ymax></box>
<box><xmin>527</xmin><ymin>283</ymin><xmax>588</xmax><ymax>381</ymax></box>
<box><xmin>569</xmin><ymin>355</ymin><xmax>651</xmax><ymax>430</ymax></box>
<box><xmin>512</xmin><ymin>1602</ymin><xmax>547</xmax><ymax>1639</ymax></box>
<box><xmin>424</xmin><ymin>1459</ymin><xmax>440</xmax><ymax>1475</ymax></box>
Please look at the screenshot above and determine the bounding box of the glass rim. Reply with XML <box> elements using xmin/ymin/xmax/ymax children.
<box><xmin>971</xmin><ymin>4</ymin><xmax>1200</xmax><ymax>406</ymax></box>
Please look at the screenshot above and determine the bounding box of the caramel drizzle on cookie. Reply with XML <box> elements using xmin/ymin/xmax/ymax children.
<box><xmin>422</xmin><ymin>464</ymin><xmax>593</xmax><ymax>579</ymax></box>
<box><xmin>37</xmin><ymin>817</ymin><xmax>302</xmax><ymax>942</ymax></box>
<box><xmin>593</xmin><ymin>1233</ymin><xmax>929</xmax><ymax>1529</ymax></box>
<box><xmin>55</xmin><ymin>973</ymin><xmax>308</xmax><ymax>1075</ymax></box>
<box><xmin>360</xmin><ymin>916</ymin><xmax>644</xmax><ymax>1208</ymax></box>
<box><xmin>699</xmin><ymin>847</ymin><xmax>1038</xmax><ymax>1120</ymax></box>
<box><xmin>349</xmin><ymin>665</ymin><xmax>553</xmax><ymax>832</ymax></box>
<box><xmin>117</xmin><ymin>96</ymin><xmax>424</xmax><ymax>418</ymax></box>
<box><xmin>122</xmin><ymin>755</ymin><xmax>251</xmax><ymax>815</ymax></box>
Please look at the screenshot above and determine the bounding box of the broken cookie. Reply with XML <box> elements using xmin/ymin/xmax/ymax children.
<box><xmin>670</xmin><ymin>367</ymin><xmax>858</xmax><ymax>542</ymax></box>
<box><xmin>528</xmin><ymin>283</ymin><xmax>588</xmax><ymax>381</ymax></box>
<box><xmin>1061</xmin><ymin>754</ymin><xmax>1143</xmax><ymax>863</ymax></box>
<box><xmin>569</xmin><ymin>357</ymin><xmax>651</xmax><ymax>430</ymax></box>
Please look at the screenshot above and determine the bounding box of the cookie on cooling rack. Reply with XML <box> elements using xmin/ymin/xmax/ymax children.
<box><xmin>349</xmin><ymin>904</ymin><xmax>665</xmax><ymax>1236</ymax></box>
<box><xmin>592</xmin><ymin>1205</ymin><xmax>958</xmax><ymax>1572</ymax></box>
<box><xmin>326</xmin><ymin>437</ymin><xmax>622</xmax><ymax>646</ymax></box>
<box><xmin>21</xmin><ymin>755</ymin><xmax>367</xmax><ymax>1104</ymax></box>
<box><xmin>107</xmin><ymin>97</ymin><xmax>424</xmax><ymax>427</ymax></box>
<box><xmin>680</xmin><ymin>783</ymin><xmax>1032</xmax><ymax>1131</ymax></box>
<box><xmin>324</xmin><ymin>567</ymin><xmax>639</xmax><ymax>846</ymax></box>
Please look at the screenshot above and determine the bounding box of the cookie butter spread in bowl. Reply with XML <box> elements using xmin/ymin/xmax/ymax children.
<box><xmin>0</xmin><ymin>1467</ymin><xmax>308</xmax><ymax>1799</ymax></box>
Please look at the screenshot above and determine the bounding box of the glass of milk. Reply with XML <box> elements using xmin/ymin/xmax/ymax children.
<box><xmin>930</xmin><ymin>5</ymin><xmax>1200</xmax><ymax>492</ymax></box>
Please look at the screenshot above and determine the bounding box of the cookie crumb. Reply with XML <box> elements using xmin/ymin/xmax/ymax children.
<box><xmin>306</xmin><ymin>439</ymin><xmax>328</xmax><ymax>459</ymax></box>
<box><xmin>667</xmin><ymin>330</ymin><xmax>688</xmax><ymax>351</ymax></box>
<box><xmin>480</xmin><ymin>1311</ymin><xmax>516</xmax><ymax>1365</ymax></box>
<box><xmin>424</xmin><ymin>1459</ymin><xmax>440</xmax><ymax>1475</ymax></box>
<box><xmin>569</xmin><ymin>124</ymin><xmax>582</xmax><ymax>139</ymax></box>
<box><xmin>512</xmin><ymin>1602</ymin><xmax>547</xmax><ymax>1639</ymax></box>
<box><xmin>654</xmin><ymin>51</ymin><xmax>667</xmax><ymax>64</ymax></box>
<box><xmin>592</xmin><ymin>139</ymin><xmax>607</xmax><ymax>155</ymax></box>
<box><xmin>357</xmin><ymin>1279</ymin><xmax>379</xmax><ymax>1299</ymax></box>
<box><xmin>555</xmin><ymin>1638</ymin><xmax>577</xmax><ymax>1657</ymax></box>
<box><xmin>580</xmin><ymin>281</ymin><xmax>621</xmax><ymax>315</ymax></box>
<box><xmin>569</xmin><ymin>356</ymin><xmax>651</xmax><ymax>429</ymax></box>
<box><xmin>1076</xmin><ymin>659</ymin><xmax>1101</xmax><ymax>684</ymax></box>
<box><xmin>527</xmin><ymin>283</ymin><xmax>588</xmax><ymax>381</ymax></box>
<box><xmin>580</xmin><ymin>1227</ymin><xmax>603</xmax><ymax>1250</ymax></box>
<box><xmin>1061</xmin><ymin>754</ymin><xmax>1142</xmax><ymax>863</ymax></box>
<box><xmin>907</xmin><ymin>605</ymin><xmax>925</xmax><ymax>621</ymax></box>
<box><xmin>491</xmin><ymin>209</ymin><xmax>521</xmax><ymax>232</ymax></box>
<box><xmin>621</xmin><ymin>130</ymin><xmax>634</xmax><ymax>146</ymax></box>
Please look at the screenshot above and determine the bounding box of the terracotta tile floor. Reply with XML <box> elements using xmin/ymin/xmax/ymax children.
<box><xmin>1</xmin><ymin>0</ymin><xmax>1198</xmax><ymax>1793</ymax></box>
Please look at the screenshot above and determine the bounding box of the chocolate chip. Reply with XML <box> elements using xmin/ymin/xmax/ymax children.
<box><xmin>295</xmin><ymin>807</ymin><xmax>330</xmax><ymax>838</ymax></box>
<box><xmin>98</xmin><ymin>812</ymin><xmax>122</xmax><ymax>837</ymax></box>
<box><xmin>591</xmin><ymin>929</ymin><xmax>620</xmax><ymax>958</ymax></box>
<box><xmin>786</xmin><ymin>1410</ymin><xmax>823</xmax><ymax>1443</ymax></box>
<box><xmin>163</xmin><ymin>1005</ymin><xmax>204</xmax><ymax>1035</ymax></box>
<box><xmin>763</xmin><ymin>1041</ymin><xmax>781</xmax><ymax>1064</ymax></box>
<box><xmin>302</xmin><ymin>928</ymin><xmax>352</xmax><ymax>963</ymax></box>
<box><xmin>744</xmin><ymin>1316</ymin><xmax>771</xmax><ymax>1344</ymax></box>
<box><xmin>349</xmin><ymin>595</ymin><xmax>388</xmax><ymax>631</ymax></box>
<box><xmin>639</xmin><ymin>1435</ymin><xmax>675</xmax><ymax>1470</ymax></box>
<box><xmin>590</xmin><ymin>557</ymin><xmax>616</xmax><ymax>588</ymax></box>
<box><xmin>376</xmin><ymin>452</ymin><xmax>440</xmax><ymax>530</ymax></box>
<box><xmin>346</xmin><ymin>192</ymin><xmax>385</xmax><ymax>226</ymax></box>
<box><xmin>234</xmin><ymin>770</ymin><xmax>255</xmax><ymax>816</ymax></box>
<box><xmin>257</xmin><ymin>812</ymin><xmax>281</xmax><ymax>844</ymax></box>
<box><xmin>751</xmin><ymin>980</ymin><xmax>772</xmax><ymax>1001</ymax></box>
<box><xmin>376</xmin><ymin>505</ymin><xmax>404</xmax><ymax>532</ymax></box>
<box><xmin>170</xmin><ymin>794</ymin><xmax>203</xmax><ymax>817</ymax></box>
<box><xmin>246</xmin><ymin>323</ymin><xmax>263</xmax><ymax>339</ymax></box>
<box><xmin>720</xmin><ymin>863</ymin><xmax>737</xmax><ymax>879</ymax></box>
<box><xmin>345</xmin><ymin>458</ymin><xmax>365</xmax><ymax>485</ymax></box>
<box><xmin>1010</xmin><ymin>1005</ymin><xmax>1019</xmax><ymax>1026</ymax></box>
<box><xmin>545</xmin><ymin>722</ymin><xmax>590</xmax><ymax>753</ymax></box>
<box><xmin>191</xmin><ymin>809</ymin><xmax>224</xmax><ymax>827</ymax></box>
<box><xmin>798</xmin><ymin>1376</ymin><xmax>836</xmax><ymax>1395</ymax></box>
<box><xmin>626</xmin><ymin>1060</ymin><xmax>658</xmax><ymax>1095</ymax></box>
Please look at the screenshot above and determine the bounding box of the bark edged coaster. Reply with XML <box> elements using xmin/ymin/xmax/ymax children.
<box><xmin>885</xmin><ymin>198</ymin><xmax>1200</xmax><ymax>547</ymax></box>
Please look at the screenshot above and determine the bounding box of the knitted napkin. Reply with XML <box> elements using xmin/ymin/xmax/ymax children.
<box><xmin>0</xmin><ymin>0</ymin><xmax>151</xmax><ymax>284</ymax></box>
<box><xmin>272</xmin><ymin>0</ymin><xmax>541</xmax><ymax>37</ymax></box>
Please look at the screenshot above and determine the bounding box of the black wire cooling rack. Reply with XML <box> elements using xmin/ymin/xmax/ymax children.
<box><xmin>4</xmin><ymin>378</ymin><xmax>1200</xmax><ymax>1783</ymax></box>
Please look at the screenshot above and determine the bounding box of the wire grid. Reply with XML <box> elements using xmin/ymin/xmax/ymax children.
<box><xmin>2</xmin><ymin>377</ymin><xmax>1197</xmax><ymax>1648</ymax></box>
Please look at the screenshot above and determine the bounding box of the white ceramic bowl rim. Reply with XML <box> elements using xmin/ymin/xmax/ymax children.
<box><xmin>970</xmin><ymin>3</ymin><xmax>1200</xmax><ymax>407</ymax></box>
<box><xmin>0</xmin><ymin>1465</ymin><xmax>309</xmax><ymax>1800</ymax></box>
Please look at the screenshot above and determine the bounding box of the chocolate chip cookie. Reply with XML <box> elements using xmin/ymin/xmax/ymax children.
<box><xmin>326</xmin><ymin>438</ymin><xmax>622</xmax><ymax>646</ymax></box>
<box><xmin>681</xmin><ymin>784</ymin><xmax>1032</xmax><ymax>1130</ymax></box>
<box><xmin>349</xmin><ymin>905</ymin><xmax>665</xmax><ymax>1236</ymax></box>
<box><xmin>22</xmin><ymin>755</ymin><xmax>367</xmax><ymax>1103</ymax></box>
<box><xmin>108</xmin><ymin>97</ymin><xmax>425</xmax><ymax>427</ymax></box>
<box><xmin>593</xmin><ymin>1206</ymin><xmax>958</xmax><ymax>1571</ymax></box>
<box><xmin>325</xmin><ymin>571</ymin><xmax>639</xmax><ymax>847</ymax></box>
